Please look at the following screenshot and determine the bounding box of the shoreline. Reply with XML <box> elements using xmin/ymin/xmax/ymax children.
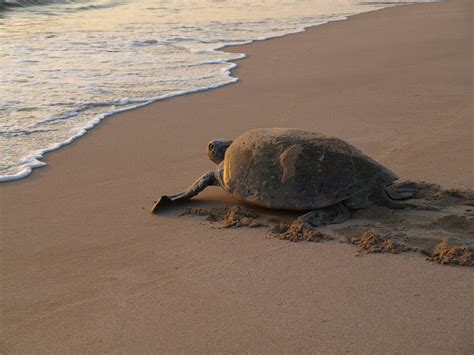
<box><xmin>1</xmin><ymin>0</ymin><xmax>473</xmax><ymax>353</ymax></box>
<box><xmin>1</xmin><ymin>1</ymin><xmax>418</xmax><ymax>184</ymax></box>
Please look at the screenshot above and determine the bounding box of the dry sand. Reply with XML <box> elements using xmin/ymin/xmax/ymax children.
<box><xmin>1</xmin><ymin>0</ymin><xmax>473</xmax><ymax>353</ymax></box>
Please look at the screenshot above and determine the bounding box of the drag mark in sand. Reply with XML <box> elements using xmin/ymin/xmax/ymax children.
<box><xmin>178</xmin><ymin>181</ymin><xmax>474</xmax><ymax>267</ymax></box>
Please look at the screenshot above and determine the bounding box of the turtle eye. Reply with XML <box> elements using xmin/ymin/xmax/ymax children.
<box><xmin>208</xmin><ymin>143</ymin><xmax>214</xmax><ymax>150</ymax></box>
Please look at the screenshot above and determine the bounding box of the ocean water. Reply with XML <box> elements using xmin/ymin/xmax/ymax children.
<box><xmin>0</xmin><ymin>0</ymin><xmax>435</xmax><ymax>181</ymax></box>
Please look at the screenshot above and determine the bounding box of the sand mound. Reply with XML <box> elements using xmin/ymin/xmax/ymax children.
<box><xmin>177</xmin><ymin>181</ymin><xmax>474</xmax><ymax>266</ymax></box>
<box><xmin>271</xmin><ymin>221</ymin><xmax>333</xmax><ymax>242</ymax></box>
<box><xmin>181</xmin><ymin>206</ymin><xmax>266</xmax><ymax>228</ymax></box>
<box><xmin>426</xmin><ymin>240</ymin><xmax>474</xmax><ymax>266</ymax></box>
<box><xmin>351</xmin><ymin>229</ymin><xmax>412</xmax><ymax>254</ymax></box>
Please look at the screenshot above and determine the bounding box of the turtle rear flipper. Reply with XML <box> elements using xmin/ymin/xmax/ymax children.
<box><xmin>385</xmin><ymin>184</ymin><xmax>417</xmax><ymax>200</ymax></box>
<box><xmin>369</xmin><ymin>187</ymin><xmax>416</xmax><ymax>209</ymax></box>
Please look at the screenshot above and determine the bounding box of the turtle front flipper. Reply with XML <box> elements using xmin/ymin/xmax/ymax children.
<box><xmin>151</xmin><ymin>170</ymin><xmax>219</xmax><ymax>213</ymax></box>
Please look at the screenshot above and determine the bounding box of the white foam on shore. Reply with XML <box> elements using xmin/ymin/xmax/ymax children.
<box><xmin>0</xmin><ymin>59</ymin><xmax>243</xmax><ymax>182</ymax></box>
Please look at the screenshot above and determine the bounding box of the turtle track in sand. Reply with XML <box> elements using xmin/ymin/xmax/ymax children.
<box><xmin>179</xmin><ymin>181</ymin><xmax>474</xmax><ymax>267</ymax></box>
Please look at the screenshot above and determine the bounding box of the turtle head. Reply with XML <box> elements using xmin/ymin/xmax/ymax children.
<box><xmin>206</xmin><ymin>139</ymin><xmax>233</xmax><ymax>164</ymax></box>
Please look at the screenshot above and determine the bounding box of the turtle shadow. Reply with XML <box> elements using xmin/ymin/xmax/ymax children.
<box><xmin>158</xmin><ymin>198</ymin><xmax>299</xmax><ymax>228</ymax></box>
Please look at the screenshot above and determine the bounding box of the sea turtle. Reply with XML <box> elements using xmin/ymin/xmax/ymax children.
<box><xmin>152</xmin><ymin>128</ymin><xmax>410</xmax><ymax>226</ymax></box>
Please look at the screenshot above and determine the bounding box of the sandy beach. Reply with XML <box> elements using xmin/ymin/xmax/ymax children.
<box><xmin>1</xmin><ymin>0</ymin><xmax>473</xmax><ymax>353</ymax></box>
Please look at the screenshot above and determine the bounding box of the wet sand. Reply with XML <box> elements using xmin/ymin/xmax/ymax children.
<box><xmin>1</xmin><ymin>0</ymin><xmax>473</xmax><ymax>353</ymax></box>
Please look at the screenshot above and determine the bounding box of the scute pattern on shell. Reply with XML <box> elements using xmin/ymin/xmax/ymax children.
<box><xmin>223</xmin><ymin>128</ymin><xmax>398</xmax><ymax>210</ymax></box>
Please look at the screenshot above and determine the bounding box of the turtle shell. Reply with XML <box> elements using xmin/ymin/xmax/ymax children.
<box><xmin>222</xmin><ymin>128</ymin><xmax>398</xmax><ymax>210</ymax></box>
